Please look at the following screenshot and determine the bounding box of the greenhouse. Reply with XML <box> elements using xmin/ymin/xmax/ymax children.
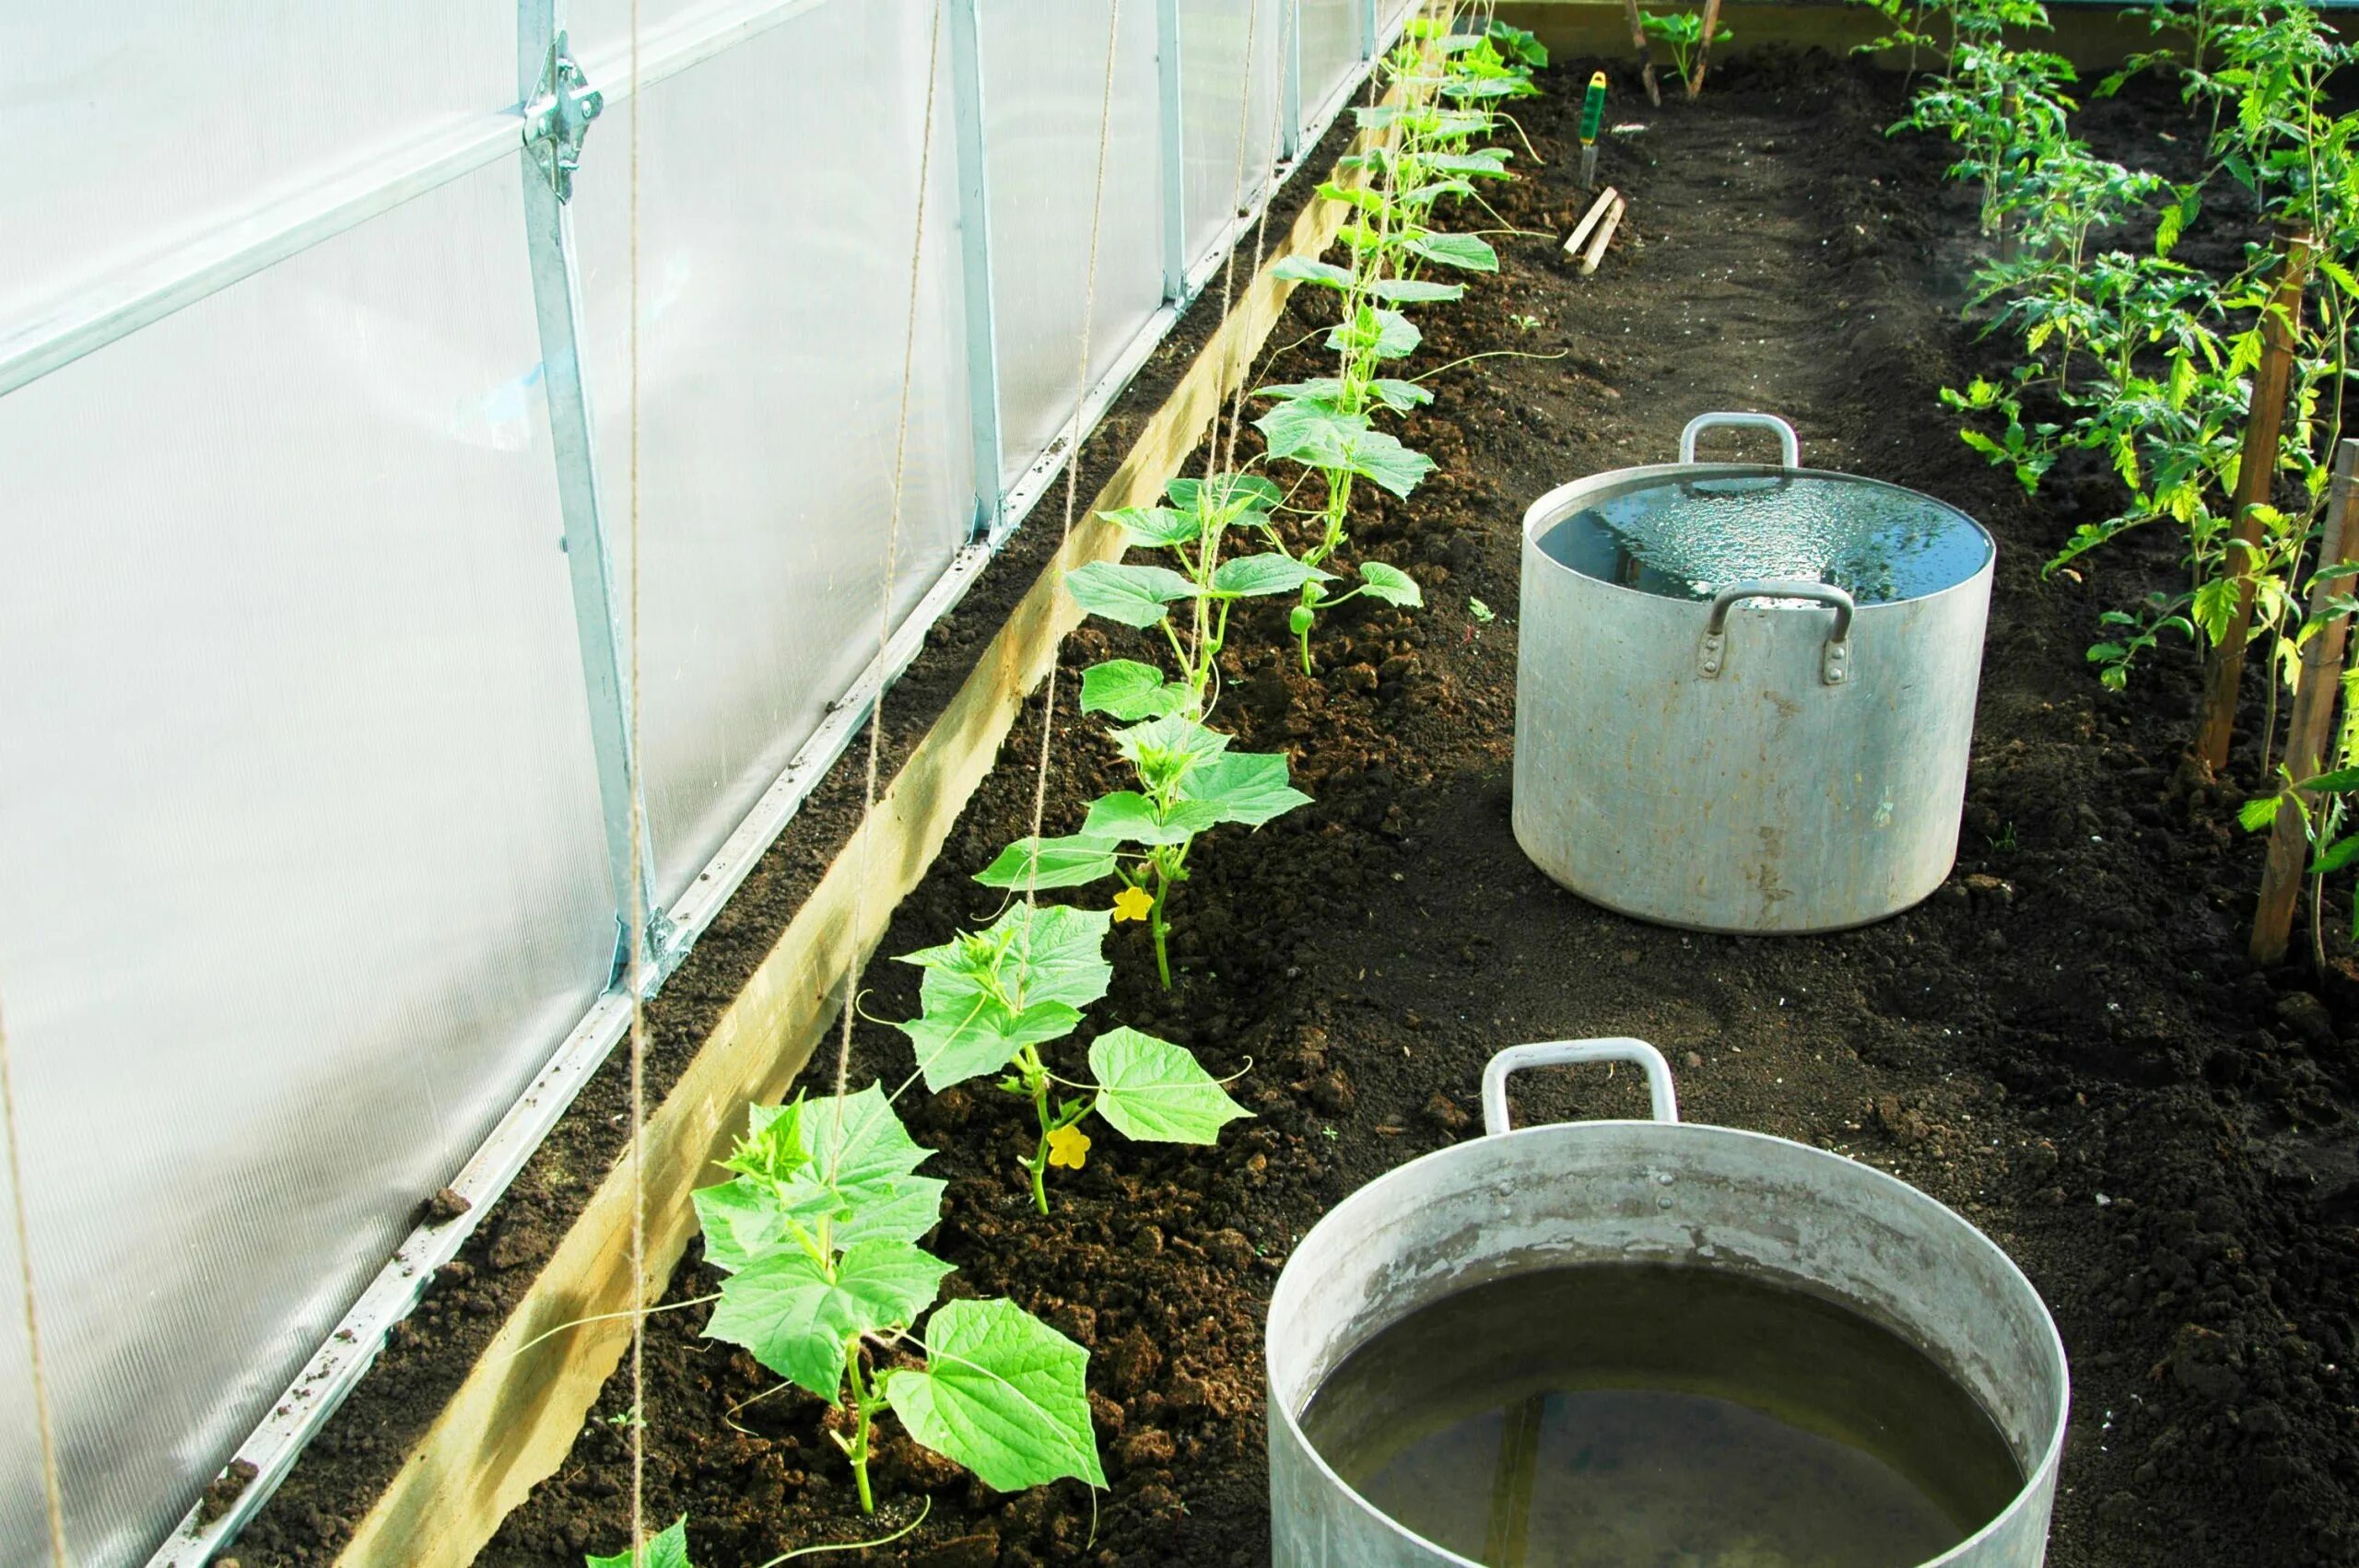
<box><xmin>4</xmin><ymin>0</ymin><xmax>2357</xmax><ymax>1564</ymax></box>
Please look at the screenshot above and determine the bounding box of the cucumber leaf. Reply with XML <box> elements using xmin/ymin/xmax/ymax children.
<box><xmin>883</xmin><ymin>1299</ymin><xmax>1105</xmax><ymax>1492</ymax></box>
<box><xmin>1088</xmin><ymin>1027</ymin><xmax>1252</xmax><ymax>1143</ymax></box>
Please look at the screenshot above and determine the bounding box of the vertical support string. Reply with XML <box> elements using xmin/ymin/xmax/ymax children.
<box><xmin>0</xmin><ymin>997</ymin><xmax>69</xmax><ymax>1567</ymax></box>
<box><xmin>1022</xmin><ymin>0</ymin><xmax>1131</xmax><ymax>907</ymax></box>
<box><xmin>625</xmin><ymin>0</ymin><xmax>648</xmax><ymax>1557</ymax></box>
<box><xmin>832</xmin><ymin>0</ymin><xmax>950</xmax><ymax>1115</ymax></box>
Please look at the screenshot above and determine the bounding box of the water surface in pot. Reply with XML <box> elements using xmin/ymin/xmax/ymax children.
<box><xmin>1300</xmin><ymin>1260</ymin><xmax>2023</xmax><ymax>1568</ymax></box>
<box><xmin>1536</xmin><ymin>472</ymin><xmax>1990</xmax><ymax>605</ymax></box>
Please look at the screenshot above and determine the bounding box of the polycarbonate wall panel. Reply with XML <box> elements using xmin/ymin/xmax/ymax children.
<box><xmin>982</xmin><ymin>0</ymin><xmax>1165</xmax><ymax>487</ymax></box>
<box><xmin>0</xmin><ymin>4</ymin><xmax>512</xmax><ymax>330</ymax></box>
<box><xmin>1299</xmin><ymin>0</ymin><xmax>1364</xmax><ymax>131</ymax></box>
<box><xmin>1180</xmin><ymin>0</ymin><xmax>1288</xmax><ymax>271</ymax></box>
<box><xmin>0</xmin><ymin>156</ymin><xmax>617</xmax><ymax>1565</ymax></box>
<box><xmin>573</xmin><ymin>0</ymin><xmax>975</xmax><ymax>906</ymax></box>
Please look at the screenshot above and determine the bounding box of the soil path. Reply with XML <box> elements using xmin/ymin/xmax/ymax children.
<box><xmin>241</xmin><ymin>53</ymin><xmax>2359</xmax><ymax>1568</ymax></box>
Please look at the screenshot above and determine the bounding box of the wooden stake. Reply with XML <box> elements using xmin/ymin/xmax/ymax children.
<box><xmin>1579</xmin><ymin>196</ymin><xmax>1627</xmax><ymax>276</ymax></box>
<box><xmin>2251</xmin><ymin>439</ymin><xmax>2359</xmax><ymax>967</ymax></box>
<box><xmin>1563</xmin><ymin>187</ymin><xmax>1620</xmax><ymax>257</ymax></box>
<box><xmin>328</xmin><ymin>96</ymin><xmax>1399</xmax><ymax>1568</ymax></box>
<box><xmin>2196</xmin><ymin>233</ymin><xmax>2313</xmax><ymax>771</ymax></box>
<box><xmin>1690</xmin><ymin>0</ymin><xmax>1725</xmax><ymax>96</ymax></box>
<box><xmin>1624</xmin><ymin>0</ymin><xmax>1662</xmax><ymax>105</ymax></box>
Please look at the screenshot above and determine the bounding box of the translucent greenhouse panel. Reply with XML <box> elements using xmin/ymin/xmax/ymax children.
<box><xmin>0</xmin><ymin>157</ymin><xmax>616</xmax><ymax>1566</ymax></box>
<box><xmin>1298</xmin><ymin>0</ymin><xmax>1366</xmax><ymax>132</ymax></box>
<box><xmin>1179</xmin><ymin>0</ymin><xmax>1288</xmax><ymax>272</ymax></box>
<box><xmin>572</xmin><ymin>0</ymin><xmax>974</xmax><ymax>907</ymax></box>
<box><xmin>982</xmin><ymin>0</ymin><xmax>1165</xmax><ymax>487</ymax></box>
<box><xmin>567</xmin><ymin>0</ymin><xmax>714</xmax><ymax>64</ymax></box>
<box><xmin>0</xmin><ymin>3</ymin><xmax>512</xmax><ymax>332</ymax></box>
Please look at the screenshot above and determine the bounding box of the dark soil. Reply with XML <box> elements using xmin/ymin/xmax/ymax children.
<box><xmin>249</xmin><ymin>53</ymin><xmax>2359</xmax><ymax>1568</ymax></box>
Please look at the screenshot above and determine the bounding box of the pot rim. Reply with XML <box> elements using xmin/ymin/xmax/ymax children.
<box><xmin>1520</xmin><ymin>460</ymin><xmax>1998</xmax><ymax>613</ymax></box>
<box><xmin>1267</xmin><ymin>1117</ymin><xmax>2071</xmax><ymax>1568</ymax></box>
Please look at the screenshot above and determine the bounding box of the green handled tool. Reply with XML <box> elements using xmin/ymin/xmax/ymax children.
<box><xmin>1579</xmin><ymin>71</ymin><xmax>1608</xmax><ymax>187</ymax></box>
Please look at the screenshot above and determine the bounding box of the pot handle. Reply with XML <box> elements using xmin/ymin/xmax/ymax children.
<box><xmin>1678</xmin><ymin>411</ymin><xmax>1800</xmax><ymax>468</ymax></box>
<box><xmin>1482</xmin><ymin>1039</ymin><xmax>1681</xmax><ymax>1136</ymax></box>
<box><xmin>1697</xmin><ymin>580</ymin><xmax>1855</xmax><ymax>686</ymax></box>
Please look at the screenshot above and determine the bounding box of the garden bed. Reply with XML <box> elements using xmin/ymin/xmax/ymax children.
<box><xmin>250</xmin><ymin>49</ymin><xmax>2357</xmax><ymax>1568</ymax></box>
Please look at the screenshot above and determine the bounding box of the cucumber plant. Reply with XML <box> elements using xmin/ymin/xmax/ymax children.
<box><xmin>690</xmin><ymin>1091</ymin><xmax>1103</xmax><ymax>1509</ymax></box>
<box><xmin>891</xmin><ymin>900</ymin><xmax>1247</xmax><ymax>1211</ymax></box>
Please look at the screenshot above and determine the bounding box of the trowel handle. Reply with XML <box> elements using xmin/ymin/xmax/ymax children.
<box><xmin>1481</xmin><ymin>1039</ymin><xmax>1681</xmax><ymax>1135</ymax></box>
<box><xmin>1579</xmin><ymin>71</ymin><xmax>1608</xmax><ymax>144</ymax></box>
<box><xmin>1678</xmin><ymin>410</ymin><xmax>1801</xmax><ymax>468</ymax></box>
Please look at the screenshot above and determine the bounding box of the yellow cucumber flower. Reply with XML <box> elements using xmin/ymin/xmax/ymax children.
<box><xmin>1046</xmin><ymin>1124</ymin><xmax>1092</xmax><ymax>1170</ymax></box>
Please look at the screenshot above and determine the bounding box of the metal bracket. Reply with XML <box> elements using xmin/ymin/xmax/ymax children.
<box><xmin>525</xmin><ymin>32</ymin><xmax>603</xmax><ymax>203</ymax></box>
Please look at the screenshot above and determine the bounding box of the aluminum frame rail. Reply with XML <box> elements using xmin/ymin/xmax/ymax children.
<box><xmin>95</xmin><ymin>1</ymin><xmax>1413</xmax><ymax>1561</ymax></box>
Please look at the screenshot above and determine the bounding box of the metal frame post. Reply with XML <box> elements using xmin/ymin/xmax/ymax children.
<box><xmin>947</xmin><ymin>0</ymin><xmax>1006</xmax><ymax>541</ymax></box>
<box><xmin>1359</xmin><ymin>0</ymin><xmax>1379</xmax><ymax>58</ymax></box>
<box><xmin>1282</xmin><ymin>0</ymin><xmax>1304</xmax><ymax>158</ymax></box>
<box><xmin>518</xmin><ymin>0</ymin><xmax>672</xmax><ymax>983</ymax></box>
<box><xmin>1156</xmin><ymin>0</ymin><xmax>1190</xmax><ymax>303</ymax></box>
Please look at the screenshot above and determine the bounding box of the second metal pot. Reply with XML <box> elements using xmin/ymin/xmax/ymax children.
<box><xmin>1512</xmin><ymin>412</ymin><xmax>1996</xmax><ymax>933</ymax></box>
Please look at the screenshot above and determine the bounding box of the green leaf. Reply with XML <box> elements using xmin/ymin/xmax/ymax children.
<box><xmin>2239</xmin><ymin>794</ymin><xmax>2284</xmax><ymax>831</ymax></box>
<box><xmin>1427</xmin><ymin>148</ymin><xmax>1514</xmax><ymax>178</ymax></box>
<box><xmin>883</xmin><ymin>1299</ymin><xmax>1105</xmax><ymax>1492</ymax></box>
<box><xmin>1356</xmin><ymin>560</ymin><xmax>1423</xmax><ymax>606</ymax></box>
<box><xmin>1065</xmin><ymin>561</ymin><xmax>1195</xmax><ymax>627</ymax></box>
<box><xmin>1081</xmin><ymin>790</ymin><xmax>1226</xmax><ymax>847</ymax></box>
<box><xmin>1325</xmin><ymin>306</ymin><xmax>1422</xmax><ymax>361</ymax></box>
<box><xmin>1345</xmin><ymin>427</ymin><xmax>1438</xmax><ymax>498</ymax></box>
<box><xmin>1367</xmin><ymin>276</ymin><xmax>1467</xmax><ymax>303</ymax></box>
<box><xmin>691</xmin><ymin>1177</ymin><xmax>786</xmax><ymax>1276</ymax></box>
<box><xmin>900</xmin><ymin>999</ymin><xmax>1083</xmax><ymax>1092</ymax></box>
<box><xmin>1168</xmin><ymin>473</ymin><xmax>1283</xmax><ymax>515</ymax></box>
<box><xmin>1270</xmin><ymin>255</ymin><xmax>1355</xmax><ymax>291</ymax></box>
<box><xmin>1255</xmin><ymin>404</ymin><xmax>1434</xmax><ymax>498</ymax></box>
<box><xmin>1100</xmin><ymin>506</ymin><xmax>1201</xmax><ymax>549</ymax></box>
<box><xmin>793</xmin><ymin>1085</ymin><xmax>934</xmax><ymax>1192</ymax></box>
<box><xmin>708</xmin><ymin>1240</ymin><xmax>953</xmax><ymax>1399</ymax></box>
<box><xmin>1404</xmin><ymin>230</ymin><xmax>1498</xmax><ymax>272</ymax></box>
<box><xmin>1369</xmin><ymin>378</ymin><xmax>1434</xmax><ymax>411</ymax></box>
<box><xmin>1177</xmin><ymin>751</ymin><xmax>1311</xmax><ymax>827</ymax></box>
<box><xmin>587</xmin><ymin>1517</ymin><xmax>694</xmax><ymax>1568</ymax></box>
<box><xmin>2306</xmin><ymin>766</ymin><xmax>2359</xmax><ymax>793</ymax></box>
<box><xmin>2192</xmin><ymin>576</ymin><xmax>2238</xmax><ymax>644</ymax></box>
<box><xmin>1088</xmin><ymin>1027</ymin><xmax>1252</xmax><ymax>1143</ymax></box>
<box><xmin>1113</xmin><ymin>713</ymin><xmax>1231</xmax><ymax>777</ymax></box>
<box><xmin>1080</xmin><ymin>659</ymin><xmax>1188</xmax><ymax>720</ymax></box>
<box><xmin>2312</xmin><ymin>836</ymin><xmax>2359</xmax><ymax>876</ymax></box>
<box><xmin>1005</xmin><ymin>903</ymin><xmax>1119</xmax><ymax>1009</ymax></box>
<box><xmin>1211</xmin><ymin>553</ymin><xmax>1333</xmax><ymax>597</ymax></box>
<box><xmin>974</xmin><ymin>833</ymin><xmax>1122</xmax><ymax>890</ymax></box>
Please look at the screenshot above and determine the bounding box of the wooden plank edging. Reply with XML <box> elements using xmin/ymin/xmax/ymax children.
<box><xmin>332</xmin><ymin>115</ymin><xmax>1380</xmax><ymax>1568</ymax></box>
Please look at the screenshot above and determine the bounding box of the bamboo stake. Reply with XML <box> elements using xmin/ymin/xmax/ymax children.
<box><xmin>1563</xmin><ymin>186</ymin><xmax>1620</xmax><ymax>257</ymax></box>
<box><xmin>1690</xmin><ymin>0</ymin><xmax>1725</xmax><ymax>96</ymax></box>
<box><xmin>2196</xmin><ymin>233</ymin><xmax>2313</xmax><ymax>771</ymax></box>
<box><xmin>1579</xmin><ymin>196</ymin><xmax>1627</xmax><ymax>276</ymax></box>
<box><xmin>2251</xmin><ymin>439</ymin><xmax>2359</xmax><ymax>967</ymax></box>
<box><xmin>1624</xmin><ymin>0</ymin><xmax>1662</xmax><ymax>105</ymax></box>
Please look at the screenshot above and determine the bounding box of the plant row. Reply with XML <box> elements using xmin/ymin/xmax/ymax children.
<box><xmin>584</xmin><ymin>11</ymin><xmax>1553</xmax><ymax>1559</ymax></box>
<box><xmin>1869</xmin><ymin>0</ymin><xmax>2359</xmax><ymax>937</ymax></box>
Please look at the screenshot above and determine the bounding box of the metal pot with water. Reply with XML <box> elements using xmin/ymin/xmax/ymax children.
<box><xmin>1513</xmin><ymin>412</ymin><xmax>1996</xmax><ymax>933</ymax></box>
<box><xmin>1266</xmin><ymin>1039</ymin><xmax>2069</xmax><ymax>1567</ymax></box>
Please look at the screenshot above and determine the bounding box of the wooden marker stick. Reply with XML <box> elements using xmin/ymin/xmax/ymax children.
<box><xmin>1564</xmin><ymin>187</ymin><xmax>1620</xmax><ymax>257</ymax></box>
<box><xmin>2251</xmin><ymin>439</ymin><xmax>2359</xmax><ymax>966</ymax></box>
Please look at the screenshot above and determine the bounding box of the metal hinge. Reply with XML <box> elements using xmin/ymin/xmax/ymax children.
<box><xmin>525</xmin><ymin>33</ymin><xmax>603</xmax><ymax>204</ymax></box>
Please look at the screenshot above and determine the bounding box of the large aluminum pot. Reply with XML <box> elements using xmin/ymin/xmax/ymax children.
<box><xmin>1513</xmin><ymin>412</ymin><xmax>1996</xmax><ymax>932</ymax></box>
<box><xmin>1267</xmin><ymin>1039</ymin><xmax>2068</xmax><ymax>1568</ymax></box>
